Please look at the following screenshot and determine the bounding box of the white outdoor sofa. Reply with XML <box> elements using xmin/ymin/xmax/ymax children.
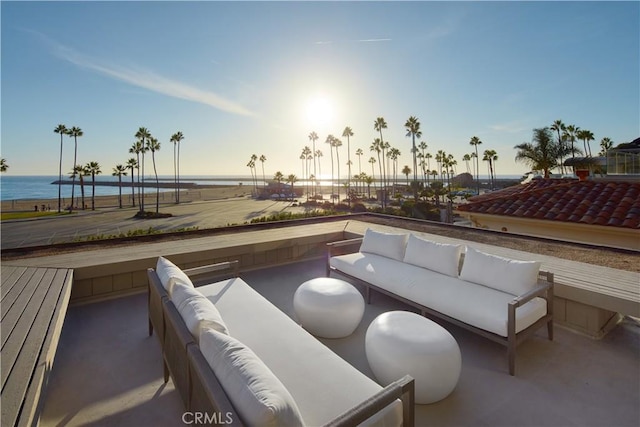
<box><xmin>147</xmin><ymin>257</ymin><xmax>415</xmax><ymax>426</ymax></box>
<box><xmin>327</xmin><ymin>229</ymin><xmax>555</xmax><ymax>376</ymax></box>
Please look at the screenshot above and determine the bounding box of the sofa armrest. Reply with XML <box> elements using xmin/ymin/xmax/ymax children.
<box><xmin>327</xmin><ymin>237</ymin><xmax>363</xmax><ymax>252</ymax></box>
<box><xmin>183</xmin><ymin>260</ymin><xmax>239</xmax><ymax>278</ymax></box>
<box><xmin>323</xmin><ymin>375</ymin><xmax>415</xmax><ymax>427</ymax></box>
<box><xmin>510</xmin><ymin>270</ymin><xmax>554</xmax><ymax>308</ymax></box>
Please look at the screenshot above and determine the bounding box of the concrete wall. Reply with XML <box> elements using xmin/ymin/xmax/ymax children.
<box><xmin>70</xmin><ymin>231</ymin><xmax>343</xmax><ymax>304</ymax></box>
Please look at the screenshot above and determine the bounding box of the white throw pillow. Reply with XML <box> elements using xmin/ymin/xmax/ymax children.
<box><xmin>156</xmin><ymin>256</ymin><xmax>193</xmax><ymax>295</ymax></box>
<box><xmin>171</xmin><ymin>281</ymin><xmax>202</xmax><ymax>309</ymax></box>
<box><xmin>359</xmin><ymin>228</ymin><xmax>409</xmax><ymax>261</ymax></box>
<box><xmin>403</xmin><ymin>234</ymin><xmax>463</xmax><ymax>277</ymax></box>
<box><xmin>177</xmin><ymin>293</ymin><xmax>228</xmax><ymax>340</ymax></box>
<box><xmin>200</xmin><ymin>328</ymin><xmax>305</xmax><ymax>427</ymax></box>
<box><xmin>460</xmin><ymin>247</ymin><xmax>541</xmax><ymax>296</ymax></box>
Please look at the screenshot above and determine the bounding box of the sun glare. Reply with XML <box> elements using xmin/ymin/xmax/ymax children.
<box><xmin>305</xmin><ymin>96</ymin><xmax>334</xmax><ymax>126</ymax></box>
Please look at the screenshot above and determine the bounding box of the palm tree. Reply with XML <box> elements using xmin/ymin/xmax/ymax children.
<box><xmin>86</xmin><ymin>161</ymin><xmax>101</xmax><ymax>210</ymax></box>
<box><xmin>563</xmin><ymin>125</ymin><xmax>580</xmax><ymax>160</ymax></box>
<box><xmin>129</xmin><ymin>141</ymin><xmax>144</xmax><ymax>208</ymax></box>
<box><xmin>259</xmin><ymin>155</ymin><xmax>267</xmax><ymax>191</ymax></box>
<box><xmin>599</xmin><ymin>137</ymin><xmax>613</xmax><ymax>156</ymax></box>
<box><xmin>462</xmin><ymin>154</ymin><xmax>472</xmax><ymax>174</ymax></box>
<box><xmin>112</xmin><ymin>164</ymin><xmax>127</xmax><ymax>208</ymax></box>
<box><xmin>355</xmin><ymin>148</ymin><xmax>364</xmax><ymax>176</ymax></box>
<box><xmin>469</xmin><ymin>136</ymin><xmax>482</xmax><ymax>194</ymax></box>
<box><xmin>67</xmin><ymin>126</ymin><xmax>83</xmax><ymax>213</ymax></box>
<box><xmin>146</xmin><ymin>137</ymin><xmax>161</xmax><ymax>213</ymax></box>
<box><xmin>482</xmin><ymin>150</ymin><xmax>497</xmax><ymax>189</ymax></box>
<box><xmin>287</xmin><ymin>174</ymin><xmax>298</xmax><ymax>201</ymax></box>
<box><xmin>250</xmin><ymin>154</ymin><xmax>258</xmax><ymax>194</ymax></box>
<box><xmin>126</xmin><ymin>158</ymin><xmax>138</xmax><ymax>206</ymax></box>
<box><xmin>273</xmin><ymin>171</ymin><xmax>284</xmax><ymax>197</ymax></box>
<box><xmin>325</xmin><ymin>135</ymin><xmax>336</xmax><ymax>201</ymax></box>
<box><xmin>247</xmin><ymin>159</ymin><xmax>256</xmax><ymax>195</ymax></box>
<box><xmin>0</xmin><ymin>158</ymin><xmax>8</xmax><ymax>172</ymax></box>
<box><xmin>170</xmin><ymin>131</ymin><xmax>184</xmax><ymax>203</ymax></box>
<box><xmin>364</xmin><ymin>174</ymin><xmax>373</xmax><ymax>199</ymax></box>
<box><xmin>135</xmin><ymin>127</ymin><xmax>151</xmax><ymax>212</ymax></box>
<box><xmin>370</xmin><ymin>139</ymin><xmax>384</xmax><ymax>206</ymax></box>
<box><xmin>333</xmin><ymin>138</ymin><xmax>343</xmax><ymax>202</ymax></box>
<box><xmin>550</xmin><ymin>120</ymin><xmax>567</xmax><ymax>174</ymax></box>
<box><xmin>308</xmin><ymin>132</ymin><xmax>318</xmax><ymax>193</ymax></box>
<box><xmin>514</xmin><ymin>127</ymin><xmax>559</xmax><ymax>178</ymax></box>
<box><xmin>342</xmin><ymin>127</ymin><xmax>354</xmax><ymax>203</ymax></box>
<box><xmin>402</xmin><ymin>165</ymin><xmax>412</xmax><ymax>186</ymax></box>
<box><xmin>418</xmin><ymin>141</ymin><xmax>428</xmax><ymax>184</ymax></box>
<box><xmin>69</xmin><ymin>165</ymin><xmax>87</xmax><ymax>210</ymax></box>
<box><xmin>374</xmin><ymin>117</ymin><xmax>388</xmax><ymax>203</ymax></box>
<box><xmin>577</xmin><ymin>129</ymin><xmax>595</xmax><ymax>157</ymax></box>
<box><xmin>390</xmin><ymin>147</ymin><xmax>401</xmax><ymax>188</ymax></box>
<box><xmin>368</xmin><ymin>156</ymin><xmax>376</xmax><ymax>199</ymax></box>
<box><xmin>54</xmin><ymin>124</ymin><xmax>68</xmax><ymax>212</ymax></box>
<box><xmin>404</xmin><ymin>116</ymin><xmax>422</xmax><ymax>200</ymax></box>
<box><xmin>315</xmin><ymin>149</ymin><xmax>323</xmax><ymax>195</ymax></box>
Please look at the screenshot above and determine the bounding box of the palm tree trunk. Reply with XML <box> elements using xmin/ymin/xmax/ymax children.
<box><xmin>153</xmin><ymin>152</ymin><xmax>159</xmax><ymax>213</ymax></box>
<box><xmin>70</xmin><ymin>139</ymin><xmax>78</xmax><ymax>212</ymax></box>
<box><xmin>141</xmin><ymin>151</ymin><xmax>145</xmax><ymax>213</ymax></box>
<box><xmin>118</xmin><ymin>175</ymin><xmax>123</xmax><ymax>208</ymax></box>
<box><xmin>58</xmin><ymin>135</ymin><xmax>63</xmax><ymax>213</ymax></box>
<box><xmin>130</xmin><ymin>168</ymin><xmax>136</xmax><ymax>206</ymax></box>
<box><xmin>177</xmin><ymin>144</ymin><xmax>181</xmax><ymax>204</ymax></box>
<box><xmin>79</xmin><ymin>175</ymin><xmax>85</xmax><ymax>210</ymax></box>
<box><xmin>91</xmin><ymin>173</ymin><xmax>96</xmax><ymax>210</ymax></box>
<box><xmin>174</xmin><ymin>142</ymin><xmax>177</xmax><ymax>203</ymax></box>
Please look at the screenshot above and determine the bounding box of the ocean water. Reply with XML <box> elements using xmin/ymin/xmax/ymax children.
<box><xmin>0</xmin><ymin>175</ymin><xmax>251</xmax><ymax>201</ymax></box>
<box><xmin>0</xmin><ymin>174</ymin><xmax>522</xmax><ymax>201</ymax></box>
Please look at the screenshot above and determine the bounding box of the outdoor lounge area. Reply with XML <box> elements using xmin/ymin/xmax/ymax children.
<box><xmin>2</xmin><ymin>216</ymin><xmax>639</xmax><ymax>426</ymax></box>
<box><xmin>38</xmin><ymin>259</ymin><xmax>639</xmax><ymax>426</ymax></box>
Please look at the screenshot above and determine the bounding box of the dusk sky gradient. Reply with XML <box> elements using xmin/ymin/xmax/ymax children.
<box><xmin>2</xmin><ymin>1</ymin><xmax>638</xmax><ymax>178</ymax></box>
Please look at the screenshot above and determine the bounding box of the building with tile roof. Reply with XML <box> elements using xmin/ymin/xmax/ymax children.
<box><xmin>456</xmin><ymin>178</ymin><xmax>640</xmax><ymax>250</ymax></box>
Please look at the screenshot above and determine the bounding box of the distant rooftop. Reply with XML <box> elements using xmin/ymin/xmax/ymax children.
<box><xmin>457</xmin><ymin>179</ymin><xmax>640</xmax><ymax>229</ymax></box>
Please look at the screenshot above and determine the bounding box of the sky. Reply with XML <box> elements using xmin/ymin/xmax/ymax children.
<box><xmin>1</xmin><ymin>1</ymin><xmax>639</xmax><ymax>179</ymax></box>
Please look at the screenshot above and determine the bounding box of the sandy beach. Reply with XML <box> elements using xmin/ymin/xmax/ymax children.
<box><xmin>1</xmin><ymin>185</ymin><xmax>251</xmax><ymax>212</ymax></box>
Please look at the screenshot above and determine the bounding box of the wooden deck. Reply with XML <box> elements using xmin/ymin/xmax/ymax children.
<box><xmin>1</xmin><ymin>266</ymin><xmax>73</xmax><ymax>427</ymax></box>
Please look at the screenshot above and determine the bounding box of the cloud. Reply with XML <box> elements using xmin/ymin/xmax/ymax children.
<box><xmin>32</xmin><ymin>31</ymin><xmax>254</xmax><ymax>117</ymax></box>
<box><xmin>356</xmin><ymin>38</ymin><xmax>392</xmax><ymax>43</ymax></box>
<box><xmin>489</xmin><ymin>121</ymin><xmax>530</xmax><ymax>134</ymax></box>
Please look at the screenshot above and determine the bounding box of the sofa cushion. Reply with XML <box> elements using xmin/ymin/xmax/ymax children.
<box><xmin>156</xmin><ymin>256</ymin><xmax>193</xmax><ymax>295</ymax></box>
<box><xmin>200</xmin><ymin>328</ymin><xmax>305</xmax><ymax>427</ymax></box>
<box><xmin>172</xmin><ymin>281</ymin><xmax>228</xmax><ymax>338</ymax></box>
<box><xmin>460</xmin><ymin>247</ymin><xmax>541</xmax><ymax>296</ymax></box>
<box><xmin>359</xmin><ymin>228</ymin><xmax>408</xmax><ymax>261</ymax></box>
<box><xmin>403</xmin><ymin>234</ymin><xmax>462</xmax><ymax>277</ymax></box>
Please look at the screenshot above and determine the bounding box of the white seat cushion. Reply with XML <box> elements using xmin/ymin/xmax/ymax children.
<box><xmin>156</xmin><ymin>256</ymin><xmax>193</xmax><ymax>295</ymax></box>
<box><xmin>460</xmin><ymin>247</ymin><xmax>541</xmax><ymax>296</ymax></box>
<box><xmin>200</xmin><ymin>328</ymin><xmax>305</xmax><ymax>427</ymax></box>
<box><xmin>359</xmin><ymin>228</ymin><xmax>409</xmax><ymax>261</ymax></box>
<box><xmin>172</xmin><ymin>282</ymin><xmax>228</xmax><ymax>339</ymax></box>
<box><xmin>403</xmin><ymin>234</ymin><xmax>462</xmax><ymax>277</ymax></box>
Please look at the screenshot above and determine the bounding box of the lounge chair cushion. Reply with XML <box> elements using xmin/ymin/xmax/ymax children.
<box><xmin>403</xmin><ymin>234</ymin><xmax>462</xmax><ymax>277</ymax></box>
<box><xmin>359</xmin><ymin>228</ymin><xmax>408</xmax><ymax>261</ymax></box>
<box><xmin>200</xmin><ymin>328</ymin><xmax>305</xmax><ymax>427</ymax></box>
<box><xmin>172</xmin><ymin>282</ymin><xmax>228</xmax><ymax>338</ymax></box>
<box><xmin>460</xmin><ymin>247</ymin><xmax>541</xmax><ymax>296</ymax></box>
<box><xmin>156</xmin><ymin>256</ymin><xmax>193</xmax><ymax>295</ymax></box>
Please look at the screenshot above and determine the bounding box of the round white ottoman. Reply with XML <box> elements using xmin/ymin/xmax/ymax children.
<box><xmin>365</xmin><ymin>311</ymin><xmax>461</xmax><ymax>404</ymax></box>
<box><xmin>293</xmin><ymin>278</ymin><xmax>365</xmax><ymax>338</ymax></box>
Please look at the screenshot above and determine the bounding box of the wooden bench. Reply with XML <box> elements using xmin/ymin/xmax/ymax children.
<box><xmin>1</xmin><ymin>265</ymin><xmax>73</xmax><ymax>427</ymax></box>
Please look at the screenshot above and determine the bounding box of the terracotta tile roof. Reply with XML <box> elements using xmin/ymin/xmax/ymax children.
<box><xmin>457</xmin><ymin>179</ymin><xmax>640</xmax><ymax>229</ymax></box>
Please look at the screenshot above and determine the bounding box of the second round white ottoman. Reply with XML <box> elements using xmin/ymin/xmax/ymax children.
<box><xmin>365</xmin><ymin>311</ymin><xmax>461</xmax><ymax>404</ymax></box>
<box><xmin>293</xmin><ymin>277</ymin><xmax>365</xmax><ymax>338</ymax></box>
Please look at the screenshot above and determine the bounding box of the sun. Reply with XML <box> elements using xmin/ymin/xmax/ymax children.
<box><xmin>305</xmin><ymin>96</ymin><xmax>334</xmax><ymax>126</ymax></box>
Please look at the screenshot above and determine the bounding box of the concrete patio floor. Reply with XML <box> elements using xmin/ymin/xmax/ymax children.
<box><xmin>40</xmin><ymin>259</ymin><xmax>640</xmax><ymax>427</ymax></box>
